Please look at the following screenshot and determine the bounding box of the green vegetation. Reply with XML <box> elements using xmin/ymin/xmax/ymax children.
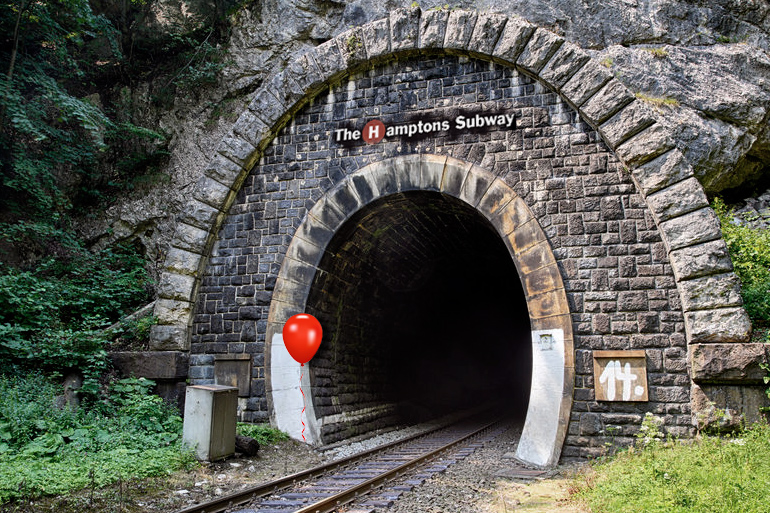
<box><xmin>634</xmin><ymin>92</ymin><xmax>680</xmax><ymax>109</ymax></box>
<box><xmin>0</xmin><ymin>374</ymin><xmax>196</xmax><ymax>504</ymax></box>
<box><xmin>237</xmin><ymin>422</ymin><xmax>289</xmax><ymax>445</ymax></box>
<box><xmin>575</xmin><ymin>416</ymin><xmax>770</xmax><ymax>513</ymax></box>
<box><xmin>713</xmin><ymin>198</ymin><xmax>770</xmax><ymax>327</ymax></box>
<box><xmin>644</xmin><ymin>47</ymin><xmax>669</xmax><ymax>58</ymax></box>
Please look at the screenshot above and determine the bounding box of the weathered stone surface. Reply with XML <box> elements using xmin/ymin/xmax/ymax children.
<box><xmin>205</xmin><ymin>154</ymin><xmax>246</xmax><ymax>190</ymax></box>
<box><xmin>685</xmin><ymin>307</ymin><xmax>752</xmax><ymax>344</ymax></box>
<box><xmin>615</xmin><ymin>123</ymin><xmax>676</xmax><ymax>167</ymax></box>
<box><xmin>194</xmin><ymin>176</ymin><xmax>233</xmax><ymax>209</ymax></box>
<box><xmin>172</xmin><ymin>222</ymin><xmax>211</xmax><ymax>253</ymax></box>
<box><xmin>669</xmin><ymin>240</ymin><xmax>734</xmax><ymax>281</ymax></box>
<box><xmin>235</xmin><ymin>434</ymin><xmax>260</xmax><ymax>456</ymax></box>
<box><xmin>560</xmin><ymin>61</ymin><xmax>613</xmax><ymax>108</ymax></box>
<box><xmin>678</xmin><ymin>273</ymin><xmax>744</xmax><ymax>312</ymax></box>
<box><xmin>154</xmin><ymin>298</ymin><xmax>194</xmax><ymax>325</ymax></box>
<box><xmin>598</xmin><ymin>101</ymin><xmax>656</xmax><ymax>148</ymax></box>
<box><xmin>232</xmin><ymin>108</ymin><xmax>272</xmax><ymax>149</ymax></box>
<box><xmin>444</xmin><ymin>10</ymin><xmax>478</xmax><ymax>51</ymax></box>
<box><xmin>517</xmin><ymin>28</ymin><xmax>563</xmax><ymax>74</ymax></box>
<box><xmin>177</xmin><ymin>199</ymin><xmax>221</xmax><ymax>231</ymax></box>
<box><xmin>539</xmin><ymin>42</ymin><xmax>590</xmax><ymax>90</ymax></box>
<box><xmin>491</xmin><ymin>15</ymin><xmax>535</xmax><ymax>64</ymax></box>
<box><xmin>659</xmin><ymin>207</ymin><xmax>722</xmax><ymax>251</ymax></box>
<box><xmin>284</xmin><ymin>52</ymin><xmax>323</xmax><ymax>96</ymax></box>
<box><xmin>389</xmin><ymin>7</ymin><xmax>420</xmax><ymax>52</ymax></box>
<box><xmin>149</xmin><ymin>325</ymin><xmax>189</xmax><ymax>351</ymax></box>
<box><xmin>111</xmin><ymin>351</ymin><xmax>190</xmax><ymax>380</ymax></box>
<box><xmin>690</xmin><ymin>343</ymin><xmax>770</xmax><ymax>384</ymax></box>
<box><xmin>217</xmin><ymin>135</ymin><xmax>257</xmax><ymax>169</ymax></box>
<box><xmin>361</xmin><ymin>17</ymin><xmax>390</xmax><ymax>60</ymax></box>
<box><xmin>690</xmin><ymin>384</ymin><xmax>744</xmax><ymax>434</ymax></box>
<box><xmin>580</xmin><ymin>79</ymin><xmax>635</xmax><ymax>126</ymax></box>
<box><xmin>468</xmin><ymin>12</ymin><xmax>508</xmax><ymax>56</ymax></box>
<box><xmin>164</xmin><ymin>247</ymin><xmax>204</xmax><ymax>275</ymax></box>
<box><xmin>157</xmin><ymin>272</ymin><xmax>197</xmax><ymax>302</ymax></box>
<box><xmin>646</xmin><ymin>177</ymin><xmax>710</xmax><ymax>222</ymax></box>
<box><xmin>312</xmin><ymin>38</ymin><xmax>344</xmax><ymax>82</ymax></box>
<box><xmin>335</xmin><ymin>27</ymin><xmax>368</xmax><ymax>69</ymax></box>
<box><xmin>418</xmin><ymin>9</ymin><xmax>449</xmax><ymax>49</ymax></box>
<box><xmin>631</xmin><ymin>149</ymin><xmax>694</xmax><ymax>196</ymax></box>
<box><xmin>692</xmin><ymin>383</ymin><xmax>770</xmax><ymax>433</ymax></box>
<box><xmin>249</xmin><ymin>87</ymin><xmax>289</xmax><ymax>127</ymax></box>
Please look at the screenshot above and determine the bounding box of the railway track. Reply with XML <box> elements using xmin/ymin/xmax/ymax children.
<box><xmin>174</xmin><ymin>417</ymin><xmax>509</xmax><ymax>513</ymax></box>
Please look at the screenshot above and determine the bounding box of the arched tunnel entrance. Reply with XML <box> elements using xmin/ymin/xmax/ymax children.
<box><xmin>305</xmin><ymin>191</ymin><xmax>532</xmax><ymax>443</ymax></box>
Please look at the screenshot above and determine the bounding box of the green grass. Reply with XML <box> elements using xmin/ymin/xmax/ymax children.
<box><xmin>575</xmin><ymin>421</ymin><xmax>770</xmax><ymax>513</ymax></box>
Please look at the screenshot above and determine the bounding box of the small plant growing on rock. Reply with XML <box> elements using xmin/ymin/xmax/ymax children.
<box><xmin>645</xmin><ymin>47</ymin><xmax>669</xmax><ymax>58</ymax></box>
<box><xmin>636</xmin><ymin>413</ymin><xmax>665</xmax><ymax>448</ymax></box>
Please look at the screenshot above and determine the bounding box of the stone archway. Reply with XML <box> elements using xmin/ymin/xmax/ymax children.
<box><xmin>267</xmin><ymin>155</ymin><xmax>573</xmax><ymax>467</ymax></box>
<box><xmin>150</xmin><ymin>7</ymin><xmax>749</xmax><ymax>353</ymax></box>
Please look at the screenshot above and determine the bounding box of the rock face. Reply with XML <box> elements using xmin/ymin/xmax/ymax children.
<box><xmin>76</xmin><ymin>0</ymin><xmax>770</xmax><ymax>258</ymax></box>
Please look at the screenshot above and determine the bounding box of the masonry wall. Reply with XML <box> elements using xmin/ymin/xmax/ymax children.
<box><xmin>189</xmin><ymin>54</ymin><xmax>694</xmax><ymax>456</ymax></box>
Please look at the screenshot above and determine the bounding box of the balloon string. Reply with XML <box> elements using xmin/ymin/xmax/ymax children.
<box><xmin>300</xmin><ymin>363</ymin><xmax>306</xmax><ymax>442</ymax></box>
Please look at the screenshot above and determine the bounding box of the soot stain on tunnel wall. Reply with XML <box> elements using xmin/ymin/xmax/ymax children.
<box><xmin>306</xmin><ymin>191</ymin><xmax>532</xmax><ymax>443</ymax></box>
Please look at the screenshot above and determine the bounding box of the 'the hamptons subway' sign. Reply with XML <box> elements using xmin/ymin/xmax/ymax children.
<box><xmin>333</xmin><ymin>110</ymin><xmax>516</xmax><ymax>146</ymax></box>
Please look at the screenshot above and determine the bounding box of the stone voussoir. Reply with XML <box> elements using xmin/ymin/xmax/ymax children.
<box><xmin>630</xmin><ymin>148</ymin><xmax>695</xmax><ymax>197</ymax></box>
<box><xmin>149</xmin><ymin>325</ymin><xmax>189</xmax><ymax>351</ymax></box>
<box><xmin>659</xmin><ymin>207</ymin><xmax>722</xmax><ymax>251</ymax></box>
<box><xmin>443</xmin><ymin>10</ymin><xmax>479</xmax><ymax>51</ymax></box>
<box><xmin>205</xmin><ymin>154</ymin><xmax>247</xmax><ymax>190</ymax></box>
<box><xmin>361</xmin><ymin>17</ymin><xmax>391</xmax><ymax>60</ymax></box>
<box><xmin>249</xmin><ymin>86</ymin><xmax>290</xmax><ymax>128</ymax></box>
<box><xmin>669</xmin><ymin>239</ymin><xmax>734</xmax><ymax>281</ymax></box>
<box><xmin>335</xmin><ymin>27</ymin><xmax>368</xmax><ymax>69</ymax></box>
<box><xmin>194</xmin><ymin>175</ymin><xmax>234</xmax><ymax>210</ymax></box>
<box><xmin>459</xmin><ymin>165</ymin><xmax>495</xmax><ymax>207</ymax></box>
<box><xmin>467</xmin><ymin>12</ymin><xmax>508</xmax><ymax>56</ymax></box>
<box><xmin>389</xmin><ymin>7</ymin><xmax>420</xmax><ymax>52</ymax></box>
<box><xmin>232</xmin><ymin>107</ymin><xmax>272</xmax><ymax>150</ymax></box>
<box><xmin>580</xmin><ymin>79</ymin><xmax>636</xmax><ymax>127</ymax></box>
<box><xmin>216</xmin><ymin>135</ymin><xmax>258</xmax><ymax>170</ymax></box>
<box><xmin>516</xmin><ymin>28</ymin><xmax>564</xmax><ymax>75</ymax></box>
<box><xmin>678</xmin><ymin>273</ymin><xmax>744</xmax><ymax>312</ymax></box>
<box><xmin>614</xmin><ymin>122</ymin><xmax>676</xmax><ymax>168</ymax></box>
<box><xmin>418</xmin><ymin>8</ymin><xmax>450</xmax><ymax>49</ymax></box>
<box><xmin>164</xmin><ymin>247</ymin><xmax>204</xmax><ymax>275</ymax></box>
<box><xmin>559</xmin><ymin>60</ymin><xmax>613</xmax><ymax>108</ymax></box>
<box><xmin>646</xmin><ymin>177</ymin><xmax>710</xmax><ymax>223</ymax></box>
<box><xmin>154</xmin><ymin>298</ymin><xmax>194</xmax><ymax>326</ymax></box>
<box><xmin>598</xmin><ymin>100</ymin><xmax>656</xmax><ymax>148</ymax></box>
<box><xmin>171</xmin><ymin>222</ymin><xmax>212</xmax><ymax>253</ymax></box>
<box><xmin>177</xmin><ymin>198</ymin><xmax>222</xmax><ymax>231</ymax></box>
<box><xmin>685</xmin><ymin>307</ymin><xmax>752</xmax><ymax>344</ymax></box>
<box><xmin>312</xmin><ymin>37</ymin><xmax>345</xmax><ymax>83</ymax></box>
<box><xmin>491</xmin><ymin>15</ymin><xmax>535</xmax><ymax>65</ymax></box>
<box><xmin>689</xmin><ymin>343</ymin><xmax>770</xmax><ymax>384</ymax></box>
<box><xmin>538</xmin><ymin>41</ymin><xmax>591</xmax><ymax>90</ymax></box>
<box><xmin>157</xmin><ymin>272</ymin><xmax>197</xmax><ymax>302</ymax></box>
<box><xmin>284</xmin><ymin>51</ymin><xmax>324</xmax><ymax>98</ymax></box>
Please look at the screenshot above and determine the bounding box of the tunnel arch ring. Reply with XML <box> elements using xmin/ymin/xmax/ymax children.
<box><xmin>265</xmin><ymin>154</ymin><xmax>574</xmax><ymax>468</ymax></box>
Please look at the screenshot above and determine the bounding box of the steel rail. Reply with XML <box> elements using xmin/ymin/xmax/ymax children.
<box><xmin>172</xmin><ymin>419</ymin><xmax>477</xmax><ymax>513</ymax></box>
<box><xmin>291</xmin><ymin>419</ymin><xmax>499</xmax><ymax>513</ymax></box>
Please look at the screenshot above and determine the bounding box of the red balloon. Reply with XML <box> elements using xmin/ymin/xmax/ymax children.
<box><xmin>282</xmin><ymin>314</ymin><xmax>323</xmax><ymax>365</ymax></box>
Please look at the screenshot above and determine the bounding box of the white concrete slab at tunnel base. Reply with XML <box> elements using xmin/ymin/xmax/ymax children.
<box><xmin>516</xmin><ymin>328</ymin><xmax>565</xmax><ymax>467</ymax></box>
<box><xmin>270</xmin><ymin>333</ymin><xmax>319</xmax><ymax>444</ymax></box>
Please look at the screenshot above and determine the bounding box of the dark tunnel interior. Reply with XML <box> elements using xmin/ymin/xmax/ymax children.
<box><xmin>306</xmin><ymin>191</ymin><xmax>531</xmax><ymax>442</ymax></box>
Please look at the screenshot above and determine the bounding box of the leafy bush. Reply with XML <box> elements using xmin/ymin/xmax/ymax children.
<box><xmin>574</xmin><ymin>421</ymin><xmax>770</xmax><ymax>513</ymax></box>
<box><xmin>713</xmin><ymin>198</ymin><xmax>770</xmax><ymax>325</ymax></box>
<box><xmin>0</xmin><ymin>373</ymin><xmax>196</xmax><ymax>503</ymax></box>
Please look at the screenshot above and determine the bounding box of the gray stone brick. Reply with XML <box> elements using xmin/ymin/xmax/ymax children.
<box><xmin>362</xmin><ymin>18</ymin><xmax>391</xmax><ymax>59</ymax></box>
<box><xmin>678</xmin><ymin>273</ymin><xmax>743</xmax><ymax>312</ymax></box>
<box><xmin>670</xmin><ymin>240</ymin><xmax>734</xmax><ymax>281</ymax></box>
<box><xmin>468</xmin><ymin>12</ymin><xmax>508</xmax><ymax>55</ymax></box>
<box><xmin>419</xmin><ymin>9</ymin><xmax>449</xmax><ymax>49</ymax></box>
<box><xmin>599</xmin><ymin>101</ymin><xmax>656</xmax><ymax>148</ymax></box>
<box><xmin>659</xmin><ymin>207</ymin><xmax>722</xmax><ymax>251</ymax></box>
<box><xmin>685</xmin><ymin>307</ymin><xmax>752</xmax><ymax>344</ymax></box>
<box><xmin>539</xmin><ymin>42</ymin><xmax>591</xmax><ymax>90</ymax></box>
<box><xmin>646</xmin><ymin>178</ymin><xmax>710</xmax><ymax>223</ymax></box>
<box><xmin>389</xmin><ymin>7</ymin><xmax>420</xmax><ymax>52</ymax></box>
<box><xmin>517</xmin><ymin>28</ymin><xmax>563</xmax><ymax>74</ymax></box>
<box><xmin>615</xmin><ymin>123</ymin><xmax>676</xmax><ymax>168</ymax></box>
<box><xmin>194</xmin><ymin>175</ymin><xmax>233</xmax><ymax>209</ymax></box>
<box><xmin>443</xmin><ymin>10</ymin><xmax>478</xmax><ymax>51</ymax></box>
<box><xmin>581</xmin><ymin>79</ymin><xmax>635</xmax><ymax>126</ymax></box>
<box><xmin>560</xmin><ymin>61</ymin><xmax>613</xmax><ymax>107</ymax></box>
<box><xmin>491</xmin><ymin>15</ymin><xmax>535</xmax><ymax>64</ymax></box>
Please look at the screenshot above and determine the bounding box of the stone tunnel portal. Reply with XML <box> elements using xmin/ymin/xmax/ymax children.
<box><xmin>305</xmin><ymin>191</ymin><xmax>532</xmax><ymax>444</ymax></box>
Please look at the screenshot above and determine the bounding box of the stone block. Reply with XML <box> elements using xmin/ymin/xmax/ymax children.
<box><xmin>177</xmin><ymin>198</ymin><xmax>220</xmax><ymax>232</ymax></box>
<box><xmin>478</xmin><ymin>178</ymin><xmax>517</xmax><ymax>218</ymax></box>
<box><xmin>266</xmin><ymin>70</ymin><xmax>307</xmax><ymax>114</ymax></box>
<box><xmin>391</xmin><ymin>153</ymin><xmax>422</xmax><ymax>191</ymax></box>
<box><xmin>443</xmin><ymin>10</ymin><xmax>478</xmax><ymax>51</ymax></box>
<box><xmin>110</xmin><ymin>351</ymin><xmax>189</xmax><ymax>380</ymax></box>
<box><xmin>491</xmin><ymin>15</ymin><xmax>535</xmax><ymax>64</ymax></box>
<box><xmin>285</xmin><ymin>52</ymin><xmax>323</xmax><ymax>96</ymax></box>
<box><xmin>690</xmin><ymin>343</ymin><xmax>770</xmax><ymax>384</ymax></box>
<box><xmin>149</xmin><ymin>325</ymin><xmax>190</xmax><ymax>351</ymax></box>
<box><xmin>678</xmin><ymin>273</ymin><xmax>743</xmax><ymax>312</ymax></box>
<box><xmin>172</xmin><ymin>222</ymin><xmax>211</xmax><ymax>253</ymax></box>
<box><xmin>312</xmin><ymin>38</ymin><xmax>344</xmax><ymax>82</ymax></box>
<box><xmin>646</xmin><ymin>178</ymin><xmax>710</xmax><ymax>222</ymax></box>
<box><xmin>336</xmin><ymin>27</ymin><xmax>367</xmax><ymax>69</ymax></box>
<box><xmin>419</xmin><ymin>154</ymin><xmax>448</xmax><ymax>190</ymax></box>
<box><xmin>362</xmin><ymin>18</ymin><xmax>391</xmax><ymax>60</ymax></box>
<box><xmin>685</xmin><ymin>307</ymin><xmax>752</xmax><ymax>344</ymax></box>
<box><xmin>154</xmin><ymin>298</ymin><xmax>193</xmax><ymax>326</ymax></box>
<box><xmin>517</xmin><ymin>240</ymin><xmax>558</xmax><ymax>274</ymax></box>
<box><xmin>618</xmin><ymin>290</ymin><xmax>648</xmax><ymax>311</ymax></box>
<box><xmin>249</xmin><ymin>87</ymin><xmax>288</xmax><ymax>128</ymax></box>
<box><xmin>419</xmin><ymin>9</ymin><xmax>449</xmax><ymax>49</ymax></box>
<box><xmin>205</xmin><ymin>154</ymin><xmax>247</xmax><ymax>191</ymax></box>
<box><xmin>669</xmin><ymin>240</ymin><xmax>734</xmax><ymax>281</ymax></box>
<box><xmin>295</xmin><ymin>213</ymin><xmax>335</xmax><ymax>250</ymax></box>
<box><xmin>526</xmin><ymin>288</ymin><xmax>570</xmax><ymax>319</ymax></box>
<box><xmin>659</xmin><ymin>207</ymin><xmax>722</xmax><ymax>251</ymax></box>
<box><xmin>468</xmin><ymin>12</ymin><xmax>508</xmax><ymax>56</ymax></box>
<box><xmin>459</xmin><ymin>165</ymin><xmax>494</xmax><ymax>207</ymax></box>
<box><xmin>285</xmin><ymin>231</ymin><xmax>324</xmax><ymax>268</ymax></box>
<box><xmin>389</xmin><ymin>7</ymin><xmax>420</xmax><ymax>52</ymax></box>
<box><xmin>538</xmin><ymin>42</ymin><xmax>591</xmax><ymax>90</ymax></box>
<box><xmin>580</xmin><ymin>79</ymin><xmax>635</xmax><ymax>127</ymax></box>
<box><xmin>523</xmin><ymin>264</ymin><xmax>563</xmax><ymax>295</ymax></box>
<box><xmin>492</xmin><ymin>195</ymin><xmax>534</xmax><ymax>236</ymax></box>
<box><xmin>598</xmin><ymin>101</ymin><xmax>656</xmax><ymax>148</ymax></box>
<box><xmin>194</xmin><ymin>175</ymin><xmax>233</xmax><ymax>209</ymax></box>
<box><xmin>631</xmin><ymin>149</ymin><xmax>694</xmax><ymax>196</ymax></box>
<box><xmin>308</xmin><ymin>195</ymin><xmax>346</xmax><ymax>231</ymax></box>
<box><xmin>516</xmin><ymin>28</ymin><xmax>563</xmax><ymax>74</ymax></box>
<box><xmin>511</xmin><ymin>219</ymin><xmax>547</xmax><ymax>255</ymax></box>
<box><xmin>439</xmin><ymin>157</ymin><xmax>472</xmax><ymax>197</ymax></box>
<box><xmin>164</xmin><ymin>247</ymin><xmax>203</xmax><ymax>275</ymax></box>
<box><xmin>560</xmin><ymin>61</ymin><xmax>612</xmax><ymax>108</ymax></box>
<box><xmin>615</xmin><ymin>123</ymin><xmax>676</xmax><ymax>168</ymax></box>
<box><xmin>231</xmin><ymin>108</ymin><xmax>272</xmax><ymax>149</ymax></box>
<box><xmin>157</xmin><ymin>272</ymin><xmax>197</xmax><ymax>302</ymax></box>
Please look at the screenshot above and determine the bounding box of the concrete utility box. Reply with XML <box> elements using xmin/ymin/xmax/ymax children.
<box><xmin>182</xmin><ymin>384</ymin><xmax>238</xmax><ymax>461</ymax></box>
